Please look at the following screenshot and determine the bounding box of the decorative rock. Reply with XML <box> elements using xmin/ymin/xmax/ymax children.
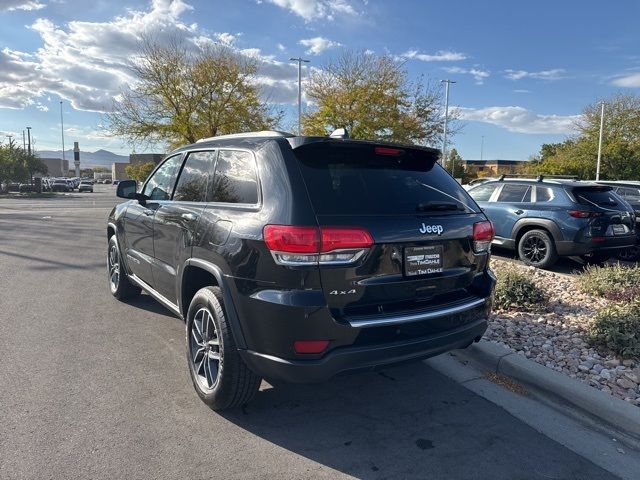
<box><xmin>605</xmin><ymin>359</ymin><xmax>621</xmax><ymax>368</ymax></box>
<box><xmin>617</xmin><ymin>378</ymin><xmax>637</xmax><ymax>390</ymax></box>
<box><xmin>599</xmin><ymin>369</ymin><xmax>612</xmax><ymax>381</ymax></box>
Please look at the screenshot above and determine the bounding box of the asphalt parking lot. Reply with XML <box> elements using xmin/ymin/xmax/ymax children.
<box><xmin>0</xmin><ymin>186</ymin><xmax>621</xmax><ymax>479</ymax></box>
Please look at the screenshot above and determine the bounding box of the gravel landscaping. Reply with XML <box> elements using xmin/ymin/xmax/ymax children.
<box><xmin>487</xmin><ymin>258</ymin><xmax>640</xmax><ymax>407</ymax></box>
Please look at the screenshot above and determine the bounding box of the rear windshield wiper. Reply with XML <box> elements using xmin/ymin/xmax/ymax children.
<box><xmin>416</xmin><ymin>201</ymin><xmax>465</xmax><ymax>212</ymax></box>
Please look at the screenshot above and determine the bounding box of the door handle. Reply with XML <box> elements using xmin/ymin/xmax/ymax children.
<box><xmin>181</xmin><ymin>213</ymin><xmax>199</xmax><ymax>221</ymax></box>
<box><xmin>514</xmin><ymin>209</ymin><xmax>524</xmax><ymax>215</ymax></box>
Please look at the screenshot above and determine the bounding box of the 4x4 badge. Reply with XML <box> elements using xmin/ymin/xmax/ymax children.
<box><xmin>329</xmin><ymin>289</ymin><xmax>357</xmax><ymax>295</ymax></box>
<box><xmin>419</xmin><ymin>223</ymin><xmax>444</xmax><ymax>235</ymax></box>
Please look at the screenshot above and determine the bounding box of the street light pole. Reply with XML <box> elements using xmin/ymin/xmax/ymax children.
<box><xmin>596</xmin><ymin>101</ymin><xmax>605</xmax><ymax>181</ymax></box>
<box><xmin>441</xmin><ymin>79</ymin><xmax>456</xmax><ymax>172</ymax></box>
<box><xmin>290</xmin><ymin>57</ymin><xmax>310</xmax><ymax>135</ymax></box>
<box><xmin>26</xmin><ymin>126</ymin><xmax>32</xmax><ymax>156</ymax></box>
<box><xmin>22</xmin><ymin>130</ymin><xmax>26</xmax><ymax>151</ymax></box>
<box><xmin>60</xmin><ymin>101</ymin><xmax>66</xmax><ymax>164</ymax></box>
<box><xmin>6</xmin><ymin>135</ymin><xmax>14</xmax><ymax>153</ymax></box>
<box><xmin>480</xmin><ymin>135</ymin><xmax>485</xmax><ymax>161</ymax></box>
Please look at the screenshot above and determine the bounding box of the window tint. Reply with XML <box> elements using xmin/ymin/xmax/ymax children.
<box><xmin>173</xmin><ymin>151</ymin><xmax>216</xmax><ymax>202</ymax></box>
<box><xmin>572</xmin><ymin>187</ymin><xmax>618</xmax><ymax>207</ymax></box>
<box><xmin>209</xmin><ymin>150</ymin><xmax>259</xmax><ymax>204</ymax></box>
<box><xmin>469</xmin><ymin>183</ymin><xmax>498</xmax><ymax>202</ymax></box>
<box><xmin>618</xmin><ymin>187</ymin><xmax>640</xmax><ymax>198</ymax></box>
<box><xmin>536</xmin><ymin>187</ymin><xmax>554</xmax><ymax>202</ymax></box>
<box><xmin>143</xmin><ymin>154</ymin><xmax>183</xmax><ymax>200</ymax></box>
<box><xmin>497</xmin><ymin>184</ymin><xmax>531</xmax><ymax>203</ymax></box>
<box><xmin>294</xmin><ymin>145</ymin><xmax>478</xmax><ymax>215</ymax></box>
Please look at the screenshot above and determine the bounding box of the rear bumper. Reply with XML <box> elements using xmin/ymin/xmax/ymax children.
<box><xmin>239</xmin><ymin>317</ymin><xmax>488</xmax><ymax>383</ymax></box>
<box><xmin>556</xmin><ymin>234</ymin><xmax>637</xmax><ymax>256</ymax></box>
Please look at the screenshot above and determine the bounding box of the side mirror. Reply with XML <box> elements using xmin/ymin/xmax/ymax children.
<box><xmin>116</xmin><ymin>180</ymin><xmax>138</xmax><ymax>199</ymax></box>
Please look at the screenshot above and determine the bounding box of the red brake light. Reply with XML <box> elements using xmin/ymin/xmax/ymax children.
<box><xmin>473</xmin><ymin>221</ymin><xmax>495</xmax><ymax>241</ymax></box>
<box><xmin>375</xmin><ymin>146</ymin><xmax>404</xmax><ymax>156</ymax></box>
<box><xmin>263</xmin><ymin>225</ymin><xmax>319</xmax><ymax>253</ymax></box>
<box><xmin>320</xmin><ymin>227</ymin><xmax>373</xmax><ymax>252</ymax></box>
<box><xmin>473</xmin><ymin>221</ymin><xmax>494</xmax><ymax>253</ymax></box>
<box><xmin>294</xmin><ymin>340</ymin><xmax>329</xmax><ymax>354</ymax></box>
<box><xmin>569</xmin><ymin>210</ymin><xmax>591</xmax><ymax>218</ymax></box>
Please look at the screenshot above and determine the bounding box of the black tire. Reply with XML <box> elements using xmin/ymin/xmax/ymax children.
<box><xmin>186</xmin><ymin>286</ymin><xmax>261</xmax><ymax>410</ymax></box>
<box><xmin>616</xmin><ymin>246</ymin><xmax>640</xmax><ymax>262</ymax></box>
<box><xmin>107</xmin><ymin>235</ymin><xmax>141</xmax><ymax>300</ymax></box>
<box><xmin>517</xmin><ymin>229</ymin><xmax>558</xmax><ymax>269</ymax></box>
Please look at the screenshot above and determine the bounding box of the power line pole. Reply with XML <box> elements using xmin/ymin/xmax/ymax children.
<box><xmin>440</xmin><ymin>79</ymin><xmax>456</xmax><ymax>172</ymax></box>
<box><xmin>60</xmin><ymin>101</ymin><xmax>66</xmax><ymax>164</ymax></box>
<box><xmin>596</xmin><ymin>101</ymin><xmax>605</xmax><ymax>181</ymax></box>
<box><xmin>290</xmin><ymin>57</ymin><xmax>310</xmax><ymax>135</ymax></box>
<box><xmin>26</xmin><ymin>126</ymin><xmax>32</xmax><ymax>156</ymax></box>
<box><xmin>23</xmin><ymin>130</ymin><xmax>26</xmax><ymax>151</ymax></box>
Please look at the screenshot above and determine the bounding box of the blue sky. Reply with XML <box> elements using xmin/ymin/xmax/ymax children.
<box><xmin>0</xmin><ymin>0</ymin><xmax>639</xmax><ymax>159</ymax></box>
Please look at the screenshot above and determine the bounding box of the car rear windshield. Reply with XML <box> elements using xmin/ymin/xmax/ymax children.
<box><xmin>293</xmin><ymin>143</ymin><xmax>479</xmax><ymax>215</ymax></box>
<box><xmin>571</xmin><ymin>186</ymin><xmax>619</xmax><ymax>207</ymax></box>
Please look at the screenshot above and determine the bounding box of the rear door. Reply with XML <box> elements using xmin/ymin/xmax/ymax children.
<box><xmin>293</xmin><ymin>143</ymin><xmax>488</xmax><ymax>320</ymax></box>
<box><xmin>490</xmin><ymin>183</ymin><xmax>533</xmax><ymax>238</ymax></box>
<box><xmin>152</xmin><ymin>150</ymin><xmax>216</xmax><ymax>302</ymax></box>
<box><xmin>123</xmin><ymin>154</ymin><xmax>183</xmax><ymax>286</ymax></box>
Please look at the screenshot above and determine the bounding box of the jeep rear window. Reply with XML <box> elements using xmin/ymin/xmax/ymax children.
<box><xmin>294</xmin><ymin>144</ymin><xmax>479</xmax><ymax>215</ymax></box>
<box><xmin>571</xmin><ymin>186</ymin><xmax>619</xmax><ymax>207</ymax></box>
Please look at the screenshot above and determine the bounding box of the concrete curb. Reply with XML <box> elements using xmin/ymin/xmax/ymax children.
<box><xmin>454</xmin><ymin>340</ymin><xmax>640</xmax><ymax>439</ymax></box>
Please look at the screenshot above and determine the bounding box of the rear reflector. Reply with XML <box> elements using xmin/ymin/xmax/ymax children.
<box><xmin>294</xmin><ymin>340</ymin><xmax>329</xmax><ymax>354</ymax></box>
<box><xmin>375</xmin><ymin>146</ymin><xmax>404</xmax><ymax>156</ymax></box>
<box><xmin>473</xmin><ymin>221</ymin><xmax>494</xmax><ymax>253</ymax></box>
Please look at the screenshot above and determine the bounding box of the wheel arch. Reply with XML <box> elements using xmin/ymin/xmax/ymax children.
<box><xmin>180</xmin><ymin>259</ymin><xmax>247</xmax><ymax>349</ymax></box>
<box><xmin>512</xmin><ymin>219</ymin><xmax>562</xmax><ymax>246</ymax></box>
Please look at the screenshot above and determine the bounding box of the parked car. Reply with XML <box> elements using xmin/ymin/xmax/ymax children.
<box><xmin>596</xmin><ymin>181</ymin><xmax>640</xmax><ymax>261</ymax></box>
<box><xmin>78</xmin><ymin>180</ymin><xmax>94</xmax><ymax>193</ymax></box>
<box><xmin>51</xmin><ymin>179</ymin><xmax>70</xmax><ymax>192</ymax></box>
<box><xmin>107</xmin><ymin>130</ymin><xmax>496</xmax><ymax>410</ymax></box>
<box><xmin>463</xmin><ymin>177</ymin><xmax>496</xmax><ymax>190</ymax></box>
<box><xmin>7</xmin><ymin>182</ymin><xmax>20</xmax><ymax>192</ymax></box>
<box><xmin>467</xmin><ymin>176</ymin><xmax>637</xmax><ymax>268</ymax></box>
<box><xmin>113</xmin><ymin>180</ymin><xmax>120</xmax><ymax>186</ymax></box>
<box><xmin>18</xmin><ymin>183</ymin><xmax>35</xmax><ymax>193</ymax></box>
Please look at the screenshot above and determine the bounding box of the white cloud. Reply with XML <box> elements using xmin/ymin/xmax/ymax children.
<box><xmin>611</xmin><ymin>72</ymin><xmax>640</xmax><ymax>88</ymax></box>
<box><xmin>514</xmin><ymin>89</ymin><xmax>531</xmax><ymax>93</ymax></box>
<box><xmin>1</xmin><ymin>0</ymin><xmax>46</xmax><ymax>11</ymax></box>
<box><xmin>401</xmin><ymin>49</ymin><xmax>466</xmax><ymax>62</ymax></box>
<box><xmin>0</xmin><ymin>0</ymin><xmax>300</xmax><ymax>112</ymax></box>
<box><xmin>299</xmin><ymin>36</ymin><xmax>341</xmax><ymax>55</ymax></box>
<box><xmin>277</xmin><ymin>43</ymin><xmax>286</xmax><ymax>51</ymax></box>
<box><xmin>459</xmin><ymin>106</ymin><xmax>579</xmax><ymax>134</ymax></box>
<box><xmin>443</xmin><ymin>66</ymin><xmax>489</xmax><ymax>84</ymax></box>
<box><xmin>504</xmin><ymin>68</ymin><xmax>567</xmax><ymax>81</ymax></box>
<box><xmin>261</xmin><ymin>0</ymin><xmax>358</xmax><ymax>21</ymax></box>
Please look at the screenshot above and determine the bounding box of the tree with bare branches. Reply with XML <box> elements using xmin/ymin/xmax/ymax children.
<box><xmin>107</xmin><ymin>37</ymin><xmax>281</xmax><ymax>150</ymax></box>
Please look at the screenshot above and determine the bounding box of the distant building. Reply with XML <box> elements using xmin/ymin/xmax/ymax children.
<box><xmin>129</xmin><ymin>153</ymin><xmax>164</xmax><ymax>166</ymax></box>
<box><xmin>461</xmin><ymin>159</ymin><xmax>528</xmax><ymax>176</ymax></box>
<box><xmin>40</xmin><ymin>158</ymin><xmax>70</xmax><ymax>177</ymax></box>
<box><xmin>94</xmin><ymin>172</ymin><xmax>112</xmax><ymax>182</ymax></box>
<box><xmin>112</xmin><ymin>162</ymin><xmax>129</xmax><ymax>181</ymax></box>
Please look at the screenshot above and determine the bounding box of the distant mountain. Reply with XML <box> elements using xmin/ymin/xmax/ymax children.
<box><xmin>36</xmin><ymin>148</ymin><xmax>129</xmax><ymax>168</ymax></box>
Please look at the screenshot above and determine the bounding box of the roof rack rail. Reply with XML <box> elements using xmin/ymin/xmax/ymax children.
<box><xmin>535</xmin><ymin>174</ymin><xmax>580</xmax><ymax>182</ymax></box>
<box><xmin>497</xmin><ymin>174</ymin><xmax>536</xmax><ymax>181</ymax></box>
<box><xmin>196</xmin><ymin>130</ymin><xmax>294</xmax><ymax>143</ymax></box>
<box><xmin>496</xmin><ymin>173</ymin><xmax>580</xmax><ymax>182</ymax></box>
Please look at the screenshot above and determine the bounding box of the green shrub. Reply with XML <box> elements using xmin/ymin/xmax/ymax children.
<box><xmin>588</xmin><ymin>304</ymin><xmax>640</xmax><ymax>358</ymax></box>
<box><xmin>578</xmin><ymin>264</ymin><xmax>640</xmax><ymax>297</ymax></box>
<box><xmin>494</xmin><ymin>268</ymin><xmax>549</xmax><ymax>312</ymax></box>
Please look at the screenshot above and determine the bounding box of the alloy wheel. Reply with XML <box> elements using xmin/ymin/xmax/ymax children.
<box><xmin>189</xmin><ymin>307</ymin><xmax>223</xmax><ymax>391</ymax></box>
<box><xmin>108</xmin><ymin>243</ymin><xmax>120</xmax><ymax>292</ymax></box>
<box><xmin>522</xmin><ymin>236</ymin><xmax>548</xmax><ymax>264</ymax></box>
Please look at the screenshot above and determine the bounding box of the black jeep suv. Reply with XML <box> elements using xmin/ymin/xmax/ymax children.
<box><xmin>107</xmin><ymin>131</ymin><xmax>496</xmax><ymax>410</ymax></box>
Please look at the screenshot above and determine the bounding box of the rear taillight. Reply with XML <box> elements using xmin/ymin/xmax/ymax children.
<box><xmin>473</xmin><ymin>221</ymin><xmax>494</xmax><ymax>253</ymax></box>
<box><xmin>375</xmin><ymin>146</ymin><xmax>404</xmax><ymax>156</ymax></box>
<box><xmin>263</xmin><ymin>225</ymin><xmax>373</xmax><ymax>265</ymax></box>
<box><xmin>569</xmin><ymin>210</ymin><xmax>602</xmax><ymax>218</ymax></box>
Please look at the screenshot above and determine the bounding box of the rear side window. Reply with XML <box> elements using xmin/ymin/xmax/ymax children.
<box><xmin>209</xmin><ymin>150</ymin><xmax>259</xmax><ymax>204</ymax></box>
<box><xmin>497</xmin><ymin>184</ymin><xmax>531</xmax><ymax>203</ymax></box>
<box><xmin>572</xmin><ymin>186</ymin><xmax>619</xmax><ymax>207</ymax></box>
<box><xmin>173</xmin><ymin>151</ymin><xmax>216</xmax><ymax>202</ymax></box>
<box><xmin>143</xmin><ymin>154</ymin><xmax>183</xmax><ymax>200</ymax></box>
<box><xmin>468</xmin><ymin>183</ymin><xmax>498</xmax><ymax>202</ymax></box>
<box><xmin>536</xmin><ymin>187</ymin><xmax>555</xmax><ymax>202</ymax></box>
<box><xmin>618</xmin><ymin>187</ymin><xmax>640</xmax><ymax>198</ymax></box>
<box><xmin>294</xmin><ymin>144</ymin><xmax>478</xmax><ymax>215</ymax></box>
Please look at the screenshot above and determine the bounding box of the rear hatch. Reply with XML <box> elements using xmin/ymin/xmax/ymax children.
<box><xmin>292</xmin><ymin>141</ymin><xmax>490</xmax><ymax>324</ymax></box>
<box><xmin>568</xmin><ymin>185</ymin><xmax>635</xmax><ymax>237</ymax></box>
